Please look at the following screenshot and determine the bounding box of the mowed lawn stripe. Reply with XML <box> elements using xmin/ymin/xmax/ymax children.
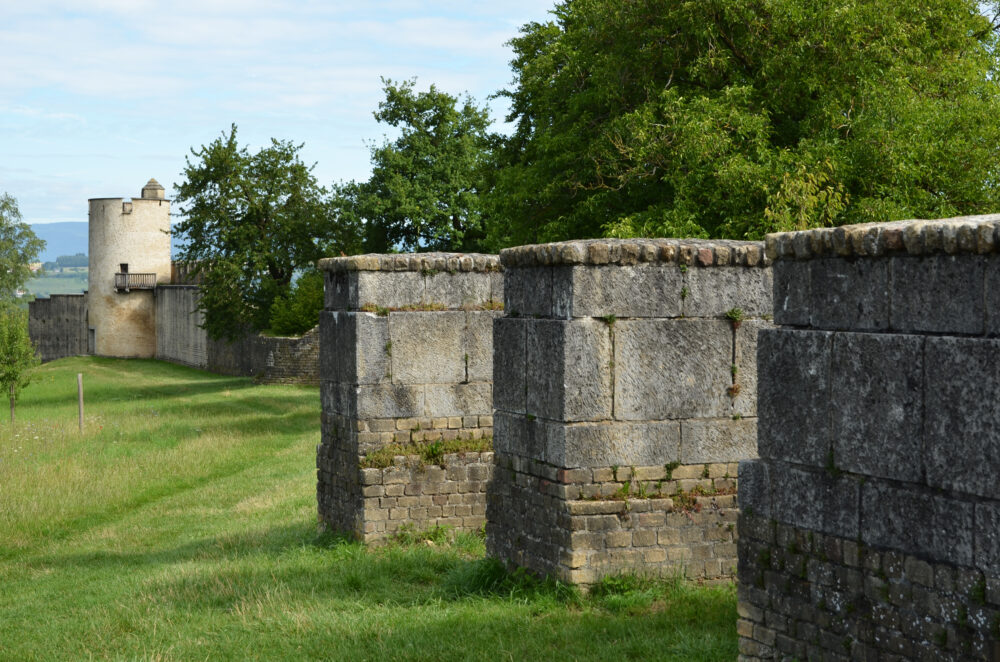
<box><xmin>0</xmin><ymin>357</ymin><xmax>736</xmax><ymax>661</ymax></box>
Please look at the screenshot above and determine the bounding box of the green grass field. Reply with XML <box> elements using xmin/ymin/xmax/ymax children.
<box><xmin>25</xmin><ymin>271</ymin><xmax>89</xmax><ymax>297</ymax></box>
<box><xmin>0</xmin><ymin>357</ymin><xmax>737</xmax><ymax>661</ymax></box>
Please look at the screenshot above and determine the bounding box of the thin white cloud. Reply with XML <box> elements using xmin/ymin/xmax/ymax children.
<box><xmin>0</xmin><ymin>1</ymin><xmax>555</xmax><ymax>223</ymax></box>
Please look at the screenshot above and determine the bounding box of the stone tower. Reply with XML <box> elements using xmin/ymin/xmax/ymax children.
<box><xmin>87</xmin><ymin>179</ymin><xmax>171</xmax><ymax>358</ymax></box>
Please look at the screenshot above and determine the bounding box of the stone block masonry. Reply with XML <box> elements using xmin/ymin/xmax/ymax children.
<box><xmin>738</xmin><ymin>214</ymin><xmax>1000</xmax><ymax>661</ymax></box>
<box><xmin>316</xmin><ymin>253</ymin><xmax>502</xmax><ymax>542</ymax></box>
<box><xmin>488</xmin><ymin>238</ymin><xmax>772</xmax><ymax>586</ymax></box>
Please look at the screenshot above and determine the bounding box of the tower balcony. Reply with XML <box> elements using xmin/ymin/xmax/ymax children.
<box><xmin>114</xmin><ymin>273</ymin><xmax>157</xmax><ymax>292</ymax></box>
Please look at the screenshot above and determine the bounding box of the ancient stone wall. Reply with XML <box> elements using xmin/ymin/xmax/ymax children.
<box><xmin>155</xmin><ymin>285</ymin><xmax>206</xmax><ymax>368</ymax></box>
<box><xmin>738</xmin><ymin>215</ymin><xmax>1000</xmax><ymax>661</ymax></box>
<box><xmin>316</xmin><ymin>253</ymin><xmax>502</xmax><ymax>542</ymax></box>
<box><xmin>487</xmin><ymin>239</ymin><xmax>772</xmax><ymax>585</ymax></box>
<box><xmin>153</xmin><ymin>284</ymin><xmax>319</xmax><ymax>383</ymax></box>
<box><xmin>206</xmin><ymin>327</ymin><xmax>320</xmax><ymax>385</ymax></box>
<box><xmin>27</xmin><ymin>294</ymin><xmax>88</xmax><ymax>362</ymax></box>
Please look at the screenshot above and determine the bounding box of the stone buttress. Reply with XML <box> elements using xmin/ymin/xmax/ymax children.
<box><xmin>738</xmin><ymin>214</ymin><xmax>1000</xmax><ymax>661</ymax></box>
<box><xmin>488</xmin><ymin>238</ymin><xmax>773</xmax><ymax>585</ymax></box>
<box><xmin>317</xmin><ymin>253</ymin><xmax>502</xmax><ymax>542</ymax></box>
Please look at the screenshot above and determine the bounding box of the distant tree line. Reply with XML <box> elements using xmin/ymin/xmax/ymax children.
<box><xmin>42</xmin><ymin>253</ymin><xmax>88</xmax><ymax>271</ymax></box>
<box><xmin>175</xmin><ymin>0</ymin><xmax>1000</xmax><ymax>341</ymax></box>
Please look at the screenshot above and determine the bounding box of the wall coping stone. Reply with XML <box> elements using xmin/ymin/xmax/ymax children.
<box><xmin>318</xmin><ymin>252</ymin><xmax>501</xmax><ymax>273</ymax></box>
<box><xmin>499</xmin><ymin>238</ymin><xmax>768</xmax><ymax>268</ymax></box>
<box><xmin>765</xmin><ymin>213</ymin><xmax>1000</xmax><ymax>261</ymax></box>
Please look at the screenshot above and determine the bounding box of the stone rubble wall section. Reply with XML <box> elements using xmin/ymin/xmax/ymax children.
<box><xmin>739</xmin><ymin>213</ymin><xmax>1000</xmax><ymax>661</ymax></box>
<box><xmin>353</xmin><ymin>452</ymin><xmax>492</xmax><ymax>539</ymax></box>
<box><xmin>488</xmin><ymin>457</ymin><xmax>740</xmax><ymax>585</ymax></box>
<box><xmin>27</xmin><ymin>294</ymin><xmax>88</xmax><ymax>362</ymax></box>
<box><xmin>738</xmin><ymin>516</ymin><xmax>1000</xmax><ymax>661</ymax></box>
<box><xmin>155</xmin><ymin>285</ymin><xmax>319</xmax><ymax>383</ymax></box>
<box><xmin>206</xmin><ymin>327</ymin><xmax>320</xmax><ymax>385</ymax></box>
<box><xmin>317</xmin><ymin>254</ymin><xmax>501</xmax><ymax>542</ymax></box>
<box><xmin>489</xmin><ymin>239</ymin><xmax>772</xmax><ymax>585</ymax></box>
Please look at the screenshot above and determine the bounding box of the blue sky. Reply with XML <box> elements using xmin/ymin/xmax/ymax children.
<box><xmin>1</xmin><ymin>1</ymin><xmax>555</xmax><ymax>226</ymax></box>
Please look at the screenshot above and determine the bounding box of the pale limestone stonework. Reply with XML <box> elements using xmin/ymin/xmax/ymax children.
<box><xmin>88</xmin><ymin>179</ymin><xmax>171</xmax><ymax>358</ymax></box>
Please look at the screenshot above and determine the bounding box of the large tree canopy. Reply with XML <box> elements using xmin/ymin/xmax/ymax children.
<box><xmin>174</xmin><ymin>125</ymin><xmax>360</xmax><ymax>340</ymax></box>
<box><xmin>487</xmin><ymin>0</ymin><xmax>1000</xmax><ymax>245</ymax></box>
<box><xmin>0</xmin><ymin>193</ymin><xmax>44</xmax><ymax>301</ymax></box>
<box><xmin>335</xmin><ymin>79</ymin><xmax>493</xmax><ymax>253</ymax></box>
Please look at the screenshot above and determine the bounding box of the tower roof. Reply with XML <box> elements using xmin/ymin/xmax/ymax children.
<box><xmin>141</xmin><ymin>178</ymin><xmax>165</xmax><ymax>200</ymax></box>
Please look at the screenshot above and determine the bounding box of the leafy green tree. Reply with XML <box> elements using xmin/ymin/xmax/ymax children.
<box><xmin>335</xmin><ymin>79</ymin><xmax>493</xmax><ymax>252</ymax></box>
<box><xmin>268</xmin><ymin>269</ymin><xmax>324</xmax><ymax>336</ymax></box>
<box><xmin>0</xmin><ymin>304</ymin><xmax>40</xmax><ymax>423</ymax></box>
<box><xmin>173</xmin><ymin>125</ymin><xmax>361</xmax><ymax>340</ymax></box>
<box><xmin>0</xmin><ymin>193</ymin><xmax>45</xmax><ymax>300</ymax></box>
<box><xmin>489</xmin><ymin>0</ymin><xmax>1000</xmax><ymax>245</ymax></box>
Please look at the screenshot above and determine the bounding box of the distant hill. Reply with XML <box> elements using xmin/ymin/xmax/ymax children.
<box><xmin>29</xmin><ymin>222</ymin><xmax>184</xmax><ymax>262</ymax></box>
<box><xmin>29</xmin><ymin>222</ymin><xmax>88</xmax><ymax>263</ymax></box>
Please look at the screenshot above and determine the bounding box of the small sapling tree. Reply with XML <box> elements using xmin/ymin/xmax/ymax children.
<box><xmin>0</xmin><ymin>305</ymin><xmax>40</xmax><ymax>423</ymax></box>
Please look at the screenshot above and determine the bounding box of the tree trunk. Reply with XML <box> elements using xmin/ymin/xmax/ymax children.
<box><xmin>9</xmin><ymin>384</ymin><xmax>14</xmax><ymax>424</ymax></box>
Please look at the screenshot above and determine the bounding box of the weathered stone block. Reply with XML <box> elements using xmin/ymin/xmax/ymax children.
<box><xmin>526</xmin><ymin>319</ymin><xmax>612</xmax><ymax>422</ymax></box>
<box><xmin>770</xmin><ymin>462</ymin><xmax>859</xmax><ymax>540</ymax></box>
<box><xmin>680</xmin><ymin>418</ymin><xmax>757</xmax><ymax>464</ymax></box>
<box><xmin>319</xmin><ymin>310</ymin><xmax>347</xmax><ymax>381</ymax></box>
<box><xmin>772</xmin><ymin>259</ymin><xmax>810</xmax><ymax>326</ymax></box>
<box><xmin>321</xmin><ymin>380</ymin><xmax>356</xmax><ymax>418</ymax></box>
<box><xmin>985</xmin><ymin>258</ymin><xmax>1000</xmax><ymax>336</ymax></box>
<box><xmin>830</xmin><ymin>332</ymin><xmax>923</xmax><ymax>482</ymax></box>
<box><xmin>424</xmin><ymin>271</ymin><xmax>491</xmax><ymax>308</ymax></box>
<box><xmin>974</xmin><ymin>501</ymin><xmax>1000</xmax><ymax>575</ymax></box>
<box><xmin>809</xmin><ymin>258</ymin><xmax>889</xmax><ymax>331</ymax></box>
<box><xmin>493</xmin><ymin>318</ymin><xmax>527</xmax><ymax>413</ymax></box>
<box><xmin>860</xmin><ymin>480</ymin><xmax>973</xmax><ymax>565</ymax></box>
<box><xmin>757</xmin><ymin>328</ymin><xmax>832</xmax><ymax>468</ymax></box>
<box><xmin>551</xmin><ymin>264</ymin><xmax>684</xmax><ymax>318</ymax></box>
<box><xmin>389</xmin><ymin>311</ymin><xmax>466</xmax><ymax>384</ymax></box>
<box><xmin>324</xmin><ymin>270</ymin><xmax>352</xmax><ymax>310</ymax></box>
<box><xmin>505</xmin><ymin>267</ymin><xmax>552</xmax><ymax>318</ymax></box>
<box><xmin>615</xmin><ymin>319</ymin><xmax>731</xmax><ymax>420</ymax></box>
<box><xmin>489</xmin><ymin>270</ymin><xmax>504</xmax><ymax>304</ymax></box>
<box><xmin>684</xmin><ymin>265</ymin><xmax>772</xmax><ymax>318</ymax></box>
<box><xmin>491</xmin><ymin>412</ymin><xmax>524</xmax><ymax>457</ymax></box>
<box><xmin>890</xmin><ymin>254</ymin><xmax>985</xmax><ymax>334</ymax></box>
<box><xmin>424</xmin><ymin>383</ymin><xmax>492</xmax><ymax>418</ymax></box>
<box><xmin>738</xmin><ymin>460</ymin><xmax>770</xmax><ymax>518</ymax></box>
<box><xmin>355</xmin><ymin>384</ymin><xmax>424</xmax><ymax>420</ymax></box>
<box><xmin>925</xmin><ymin>336</ymin><xmax>1000</xmax><ymax>500</ymax></box>
<box><xmin>355</xmin><ymin>271</ymin><xmax>426</xmax><ymax>309</ymax></box>
<box><xmin>734</xmin><ymin>319</ymin><xmax>771</xmax><ymax>417</ymax></box>
<box><xmin>464</xmin><ymin>310</ymin><xmax>500</xmax><ymax>383</ymax></box>
<box><xmin>549</xmin><ymin>421</ymin><xmax>681</xmax><ymax>468</ymax></box>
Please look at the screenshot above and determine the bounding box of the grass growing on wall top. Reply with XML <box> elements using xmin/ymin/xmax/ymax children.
<box><xmin>0</xmin><ymin>357</ymin><xmax>736</xmax><ymax>661</ymax></box>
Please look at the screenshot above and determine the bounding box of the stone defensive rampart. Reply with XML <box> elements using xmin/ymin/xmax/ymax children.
<box><xmin>155</xmin><ymin>285</ymin><xmax>206</xmax><ymax>368</ymax></box>
<box><xmin>153</xmin><ymin>284</ymin><xmax>319</xmax><ymax>383</ymax></box>
<box><xmin>486</xmin><ymin>239</ymin><xmax>772</xmax><ymax>585</ymax></box>
<box><xmin>27</xmin><ymin>294</ymin><xmax>89</xmax><ymax>362</ymax></box>
<box><xmin>316</xmin><ymin>253</ymin><xmax>502</xmax><ymax>542</ymax></box>
<box><xmin>206</xmin><ymin>327</ymin><xmax>320</xmax><ymax>384</ymax></box>
<box><xmin>738</xmin><ymin>215</ymin><xmax>1000</xmax><ymax>661</ymax></box>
